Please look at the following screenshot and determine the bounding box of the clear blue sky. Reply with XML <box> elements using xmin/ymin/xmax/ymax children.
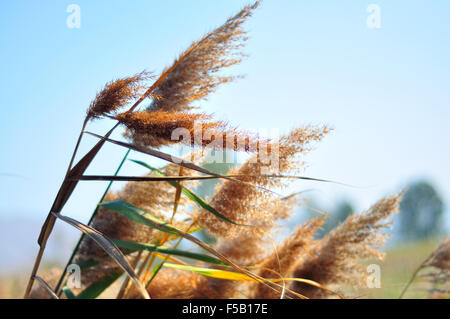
<box><xmin>0</xmin><ymin>1</ymin><xmax>449</xmax><ymax>232</ymax></box>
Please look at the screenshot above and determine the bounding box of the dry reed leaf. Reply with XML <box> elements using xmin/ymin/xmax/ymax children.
<box><xmin>29</xmin><ymin>268</ymin><xmax>62</xmax><ymax>299</ymax></box>
<box><xmin>53</xmin><ymin>212</ymin><xmax>150</xmax><ymax>299</ymax></box>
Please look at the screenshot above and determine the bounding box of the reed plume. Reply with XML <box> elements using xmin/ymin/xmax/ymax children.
<box><xmin>143</xmin><ymin>268</ymin><xmax>244</xmax><ymax>299</ymax></box>
<box><xmin>118</xmin><ymin>111</ymin><xmax>257</xmax><ymax>150</ymax></box>
<box><xmin>196</xmin><ymin>125</ymin><xmax>329</xmax><ymax>239</ymax></box>
<box><xmin>174</xmin><ymin>126</ymin><xmax>328</xmax><ymax>299</ymax></box>
<box><xmin>147</xmin><ymin>2</ymin><xmax>259</xmax><ymax>113</ymax></box>
<box><xmin>145</xmin><ymin>268</ymin><xmax>205</xmax><ymax>299</ymax></box>
<box><xmin>87</xmin><ymin>71</ymin><xmax>151</xmax><ymax>120</ymax></box>
<box><xmin>188</xmin><ymin>200</ymin><xmax>301</xmax><ymax>299</ymax></box>
<box><xmin>118</xmin><ymin>2</ymin><xmax>261</xmax><ymax>150</ymax></box>
<box><xmin>250</xmin><ymin>216</ymin><xmax>325</xmax><ymax>299</ymax></box>
<box><xmin>291</xmin><ymin>194</ymin><xmax>402</xmax><ymax>298</ymax></box>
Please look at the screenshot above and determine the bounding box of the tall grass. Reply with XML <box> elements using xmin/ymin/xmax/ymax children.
<box><xmin>25</xmin><ymin>1</ymin><xmax>449</xmax><ymax>299</ymax></box>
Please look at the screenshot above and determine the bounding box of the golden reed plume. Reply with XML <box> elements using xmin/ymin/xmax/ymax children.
<box><xmin>147</xmin><ymin>2</ymin><xmax>260</xmax><ymax>113</ymax></box>
<box><xmin>291</xmin><ymin>194</ymin><xmax>402</xmax><ymax>298</ymax></box>
<box><xmin>87</xmin><ymin>71</ymin><xmax>151</xmax><ymax>120</ymax></box>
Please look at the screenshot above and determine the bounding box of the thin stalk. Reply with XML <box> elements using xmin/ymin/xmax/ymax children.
<box><xmin>120</xmin><ymin>251</ymin><xmax>152</xmax><ymax>299</ymax></box>
<box><xmin>117</xmin><ymin>250</ymin><xmax>152</xmax><ymax>299</ymax></box>
<box><xmin>115</xmin><ymin>250</ymin><xmax>143</xmax><ymax>299</ymax></box>
<box><xmin>65</xmin><ymin>118</ymin><xmax>89</xmax><ymax>177</ymax></box>
<box><xmin>141</xmin><ymin>237</ymin><xmax>166</xmax><ymax>283</ymax></box>
<box><xmin>145</xmin><ymin>232</ymin><xmax>188</xmax><ymax>287</ymax></box>
<box><xmin>24</xmin><ymin>118</ymin><xmax>90</xmax><ymax>298</ymax></box>
<box><xmin>399</xmin><ymin>260</ymin><xmax>428</xmax><ymax>299</ymax></box>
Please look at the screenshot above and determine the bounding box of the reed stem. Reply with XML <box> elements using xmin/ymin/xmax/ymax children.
<box><xmin>55</xmin><ymin>149</ymin><xmax>131</xmax><ymax>295</ymax></box>
<box><xmin>24</xmin><ymin>119</ymin><xmax>88</xmax><ymax>298</ymax></box>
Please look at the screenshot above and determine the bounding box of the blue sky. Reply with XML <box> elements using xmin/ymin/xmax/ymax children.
<box><xmin>0</xmin><ymin>0</ymin><xmax>449</xmax><ymax>234</ymax></box>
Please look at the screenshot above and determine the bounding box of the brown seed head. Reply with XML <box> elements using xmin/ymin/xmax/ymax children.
<box><xmin>196</xmin><ymin>125</ymin><xmax>329</xmax><ymax>239</ymax></box>
<box><xmin>87</xmin><ymin>71</ymin><xmax>151</xmax><ymax>120</ymax></box>
<box><xmin>291</xmin><ymin>194</ymin><xmax>402</xmax><ymax>298</ymax></box>
<box><xmin>251</xmin><ymin>216</ymin><xmax>325</xmax><ymax>299</ymax></box>
<box><xmin>147</xmin><ymin>2</ymin><xmax>260</xmax><ymax>113</ymax></box>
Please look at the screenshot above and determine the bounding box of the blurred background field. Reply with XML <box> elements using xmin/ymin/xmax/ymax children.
<box><xmin>0</xmin><ymin>176</ymin><xmax>447</xmax><ymax>298</ymax></box>
<box><xmin>0</xmin><ymin>237</ymin><xmax>444</xmax><ymax>299</ymax></box>
<box><xmin>362</xmin><ymin>238</ymin><xmax>445</xmax><ymax>299</ymax></box>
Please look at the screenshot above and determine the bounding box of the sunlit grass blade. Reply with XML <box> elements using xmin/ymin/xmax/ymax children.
<box><xmin>163</xmin><ymin>263</ymin><xmax>254</xmax><ymax>281</ymax></box>
<box><xmin>162</xmin><ymin>263</ymin><xmax>341</xmax><ymax>298</ymax></box>
<box><xmin>160</xmin><ymin>264</ymin><xmax>308</xmax><ymax>299</ymax></box>
<box><xmin>276</xmin><ymin>278</ymin><xmax>344</xmax><ymax>299</ymax></box>
<box><xmin>151</xmin><ymin>252</ymin><xmax>186</xmax><ymax>265</ymax></box>
<box><xmin>51</xmin><ymin>212</ymin><xmax>150</xmax><ymax>299</ymax></box>
<box><xmin>112</xmin><ymin>239</ymin><xmax>227</xmax><ymax>266</ymax></box>
<box><xmin>100</xmin><ymin>200</ymin><xmax>180</xmax><ymax>234</ymax></box>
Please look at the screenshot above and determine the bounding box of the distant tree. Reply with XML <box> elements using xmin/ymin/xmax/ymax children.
<box><xmin>398</xmin><ymin>181</ymin><xmax>444</xmax><ymax>241</ymax></box>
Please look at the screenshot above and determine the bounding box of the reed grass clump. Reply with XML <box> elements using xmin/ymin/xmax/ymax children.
<box><xmin>26</xmin><ymin>1</ymin><xmax>428</xmax><ymax>300</ymax></box>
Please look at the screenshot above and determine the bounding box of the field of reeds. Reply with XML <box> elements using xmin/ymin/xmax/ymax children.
<box><xmin>16</xmin><ymin>1</ymin><xmax>449</xmax><ymax>300</ymax></box>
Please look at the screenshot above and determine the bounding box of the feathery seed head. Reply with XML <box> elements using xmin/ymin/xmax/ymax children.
<box><xmin>196</xmin><ymin>125</ymin><xmax>329</xmax><ymax>239</ymax></box>
<box><xmin>291</xmin><ymin>194</ymin><xmax>402</xmax><ymax>298</ymax></box>
<box><xmin>250</xmin><ymin>216</ymin><xmax>325</xmax><ymax>298</ymax></box>
<box><xmin>87</xmin><ymin>71</ymin><xmax>151</xmax><ymax>120</ymax></box>
<box><xmin>147</xmin><ymin>2</ymin><xmax>260</xmax><ymax>114</ymax></box>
